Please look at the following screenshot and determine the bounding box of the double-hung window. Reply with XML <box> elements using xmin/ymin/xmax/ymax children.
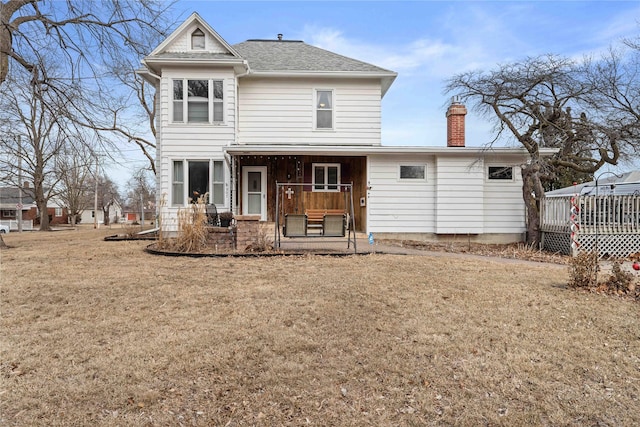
<box><xmin>313</xmin><ymin>163</ymin><xmax>340</xmax><ymax>192</ymax></box>
<box><xmin>172</xmin><ymin>160</ymin><xmax>225</xmax><ymax>206</ymax></box>
<box><xmin>315</xmin><ymin>90</ymin><xmax>333</xmax><ymax>129</ymax></box>
<box><xmin>172</xmin><ymin>79</ymin><xmax>224</xmax><ymax>124</ymax></box>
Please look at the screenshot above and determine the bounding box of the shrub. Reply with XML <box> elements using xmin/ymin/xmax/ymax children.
<box><xmin>172</xmin><ymin>196</ymin><xmax>208</xmax><ymax>253</ymax></box>
<box><xmin>245</xmin><ymin>228</ymin><xmax>274</xmax><ymax>253</ymax></box>
<box><xmin>568</xmin><ymin>251</ymin><xmax>598</xmax><ymax>288</ymax></box>
<box><xmin>601</xmin><ymin>259</ymin><xmax>634</xmax><ymax>294</ymax></box>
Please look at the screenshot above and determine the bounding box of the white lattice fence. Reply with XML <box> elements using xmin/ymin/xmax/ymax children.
<box><xmin>541</xmin><ymin>194</ymin><xmax>640</xmax><ymax>258</ymax></box>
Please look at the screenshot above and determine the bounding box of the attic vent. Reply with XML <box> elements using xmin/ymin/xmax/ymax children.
<box><xmin>277</xmin><ymin>33</ymin><xmax>283</xmax><ymax>41</ymax></box>
<box><xmin>191</xmin><ymin>28</ymin><xmax>205</xmax><ymax>50</ymax></box>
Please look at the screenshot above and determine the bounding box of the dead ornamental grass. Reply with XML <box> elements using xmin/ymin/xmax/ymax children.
<box><xmin>1</xmin><ymin>229</ymin><xmax>639</xmax><ymax>426</ymax></box>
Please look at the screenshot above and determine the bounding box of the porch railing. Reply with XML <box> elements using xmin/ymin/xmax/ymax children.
<box><xmin>541</xmin><ymin>194</ymin><xmax>640</xmax><ymax>257</ymax></box>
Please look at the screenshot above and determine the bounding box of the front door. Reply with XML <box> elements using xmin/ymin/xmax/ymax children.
<box><xmin>242</xmin><ymin>166</ymin><xmax>267</xmax><ymax>220</ymax></box>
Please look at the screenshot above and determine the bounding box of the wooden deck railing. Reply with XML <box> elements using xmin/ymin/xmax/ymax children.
<box><xmin>541</xmin><ymin>195</ymin><xmax>640</xmax><ymax>234</ymax></box>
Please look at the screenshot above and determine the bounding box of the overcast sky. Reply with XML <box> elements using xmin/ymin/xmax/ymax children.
<box><xmin>107</xmin><ymin>1</ymin><xmax>640</xmax><ymax>186</ymax></box>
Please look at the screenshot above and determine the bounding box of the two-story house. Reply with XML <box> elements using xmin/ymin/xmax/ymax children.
<box><xmin>139</xmin><ymin>13</ymin><xmax>556</xmax><ymax>243</ymax></box>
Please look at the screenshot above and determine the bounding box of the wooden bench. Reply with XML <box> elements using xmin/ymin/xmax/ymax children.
<box><xmin>305</xmin><ymin>209</ymin><xmax>346</xmax><ymax>236</ymax></box>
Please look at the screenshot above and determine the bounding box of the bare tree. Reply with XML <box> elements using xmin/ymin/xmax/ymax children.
<box><xmin>95</xmin><ymin>174</ymin><xmax>121</xmax><ymax>226</ymax></box>
<box><xmin>0</xmin><ymin>0</ymin><xmax>172</xmax><ymax>86</ymax></box>
<box><xmin>55</xmin><ymin>141</ymin><xmax>95</xmax><ymax>226</ymax></box>
<box><xmin>445</xmin><ymin>53</ymin><xmax>640</xmax><ymax>245</ymax></box>
<box><xmin>0</xmin><ymin>68</ymin><xmax>73</xmax><ymax>230</ymax></box>
<box><xmin>1</xmin><ymin>0</ymin><xmax>174</xmax><ymax>172</ymax></box>
<box><xmin>126</xmin><ymin>167</ymin><xmax>156</xmax><ymax>220</ymax></box>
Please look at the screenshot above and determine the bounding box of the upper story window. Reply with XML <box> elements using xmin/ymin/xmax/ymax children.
<box><xmin>488</xmin><ymin>166</ymin><xmax>514</xmax><ymax>181</ymax></box>
<box><xmin>172</xmin><ymin>79</ymin><xmax>224</xmax><ymax>124</ymax></box>
<box><xmin>399</xmin><ymin>165</ymin><xmax>427</xmax><ymax>181</ymax></box>
<box><xmin>313</xmin><ymin>163</ymin><xmax>340</xmax><ymax>192</ymax></box>
<box><xmin>315</xmin><ymin>90</ymin><xmax>333</xmax><ymax>129</ymax></box>
<box><xmin>191</xmin><ymin>28</ymin><xmax>205</xmax><ymax>50</ymax></box>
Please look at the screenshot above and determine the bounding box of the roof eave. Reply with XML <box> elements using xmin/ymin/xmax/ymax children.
<box><xmin>224</xmin><ymin>145</ymin><xmax>559</xmax><ymax>157</ymax></box>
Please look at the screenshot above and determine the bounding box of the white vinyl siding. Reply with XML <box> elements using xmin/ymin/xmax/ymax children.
<box><xmin>484</xmin><ymin>163</ymin><xmax>525</xmax><ymax>233</ymax></box>
<box><xmin>237</xmin><ymin>78</ymin><xmax>382</xmax><ymax>146</ymax></box>
<box><xmin>158</xmin><ymin>69</ymin><xmax>235</xmax><ymax>229</ymax></box>
<box><xmin>435</xmin><ymin>157</ymin><xmax>484</xmax><ymax>234</ymax></box>
<box><xmin>367</xmin><ymin>155</ymin><xmax>437</xmax><ymax>233</ymax></box>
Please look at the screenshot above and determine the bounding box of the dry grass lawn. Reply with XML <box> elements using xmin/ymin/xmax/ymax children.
<box><xmin>1</xmin><ymin>228</ymin><xmax>639</xmax><ymax>426</ymax></box>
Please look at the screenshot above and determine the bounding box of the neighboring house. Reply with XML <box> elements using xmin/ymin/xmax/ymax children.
<box><xmin>0</xmin><ymin>185</ymin><xmax>68</xmax><ymax>229</ymax></box>
<box><xmin>121</xmin><ymin>206</ymin><xmax>155</xmax><ymax>224</ymax></box>
<box><xmin>78</xmin><ymin>199</ymin><xmax>123</xmax><ymax>226</ymax></box>
<box><xmin>0</xmin><ymin>186</ymin><xmax>36</xmax><ymax>230</ymax></box>
<box><xmin>139</xmin><ymin>13</ymin><xmax>556</xmax><ymax>243</ymax></box>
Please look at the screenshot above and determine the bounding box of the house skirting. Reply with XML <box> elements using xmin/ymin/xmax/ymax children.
<box><xmin>542</xmin><ymin>230</ymin><xmax>640</xmax><ymax>258</ymax></box>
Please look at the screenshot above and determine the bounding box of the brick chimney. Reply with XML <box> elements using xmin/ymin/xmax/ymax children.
<box><xmin>446</xmin><ymin>99</ymin><xmax>467</xmax><ymax>147</ymax></box>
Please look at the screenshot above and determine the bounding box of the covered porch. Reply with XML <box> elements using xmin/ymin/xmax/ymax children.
<box><xmin>225</xmin><ymin>146</ymin><xmax>368</xmax><ymax>233</ymax></box>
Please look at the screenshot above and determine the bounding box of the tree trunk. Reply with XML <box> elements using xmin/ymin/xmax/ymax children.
<box><xmin>0</xmin><ymin>2</ymin><xmax>12</xmax><ymax>86</ymax></box>
<box><xmin>521</xmin><ymin>163</ymin><xmax>545</xmax><ymax>247</ymax></box>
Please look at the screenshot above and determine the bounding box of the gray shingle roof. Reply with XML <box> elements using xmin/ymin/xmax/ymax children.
<box><xmin>232</xmin><ymin>40</ymin><xmax>394</xmax><ymax>74</ymax></box>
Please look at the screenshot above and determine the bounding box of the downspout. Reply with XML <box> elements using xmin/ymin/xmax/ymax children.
<box><xmin>230</xmin><ymin>60</ymin><xmax>251</xmax><ymax>215</ymax></box>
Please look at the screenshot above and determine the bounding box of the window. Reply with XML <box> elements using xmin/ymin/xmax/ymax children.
<box><xmin>488</xmin><ymin>166</ymin><xmax>514</xmax><ymax>180</ymax></box>
<box><xmin>187</xmin><ymin>80</ymin><xmax>208</xmax><ymax>123</ymax></box>
<box><xmin>191</xmin><ymin>28</ymin><xmax>205</xmax><ymax>50</ymax></box>
<box><xmin>172</xmin><ymin>160</ymin><xmax>225</xmax><ymax>206</ymax></box>
<box><xmin>172</xmin><ymin>161</ymin><xmax>184</xmax><ymax>205</ymax></box>
<box><xmin>54</xmin><ymin>207</ymin><xmax>62</xmax><ymax>217</ymax></box>
<box><xmin>212</xmin><ymin>161</ymin><xmax>224</xmax><ymax>205</ymax></box>
<box><xmin>313</xmin><ymin>163</ymin><xmax>340</xmax><ymax>191</ymax></box>
<box><xmin>316</xmin><ymin>90</ymin><xmax>333</xmax><ymax>129</ymax></box>
<box><xmin>172</xmin><ymin>79</ymin><xmax>223</xmax><ymax>123</ymax></box>
<box><xmin>212</xmin><ymin>81</ymin><xmax>223</xmax><ymax>122</ymax></box>
<box><xmin>399</xmin><ymin>165</ymin><xmax>426</xmax><ymax>180</ymax></box>
<box><xmin>1</xmin><ymin>209</ymin><xmax>15</xmax><ymax>218</ymax></box>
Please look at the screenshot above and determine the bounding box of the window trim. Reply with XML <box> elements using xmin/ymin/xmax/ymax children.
<box><xmin>312</xmin><ymin>163</ymin><xmax>341</xmax><ymax>192</ymax></box>
<box><xmin>487</xmin><ymin>165</ymin><xmax>515</xmax><ymax>181</ymax></box>
<box><xmin>171</xmin><ymin>159</ymin><xmax>226</xmax><ymax>206</ymax></box>
<box><xmin>314</xmin><ymin>89</ymin><xmax>334</xmax><ymax>130</ymax></box>
<box><xmin>191</xmin><ymin>28</ymin><xmax>205</xmax><ymax>50</ymax></box>
<box><xmin>54</xmin><ymin>207</ymin><xmax>63</xmax><ymax>217</ymax></box>
<box><xmin>171</xmin><ymin>78</ymin><xmax>224</xmax><ymax>124</ymax></box>
<box><xmin>398</xmin><ymin>164</ymin><xmax>427</xmax><ymax>181</ymax></box>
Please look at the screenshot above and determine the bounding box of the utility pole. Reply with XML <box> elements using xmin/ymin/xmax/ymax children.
<box><xmin>94</xmin><ymin>157</ymin><xmax>99</xmax><ymax>229</ymax></box>
<box><xmin>17</xmin><ymin>135</ymin><xmax>23</xmax><ymax>233</ymax></box>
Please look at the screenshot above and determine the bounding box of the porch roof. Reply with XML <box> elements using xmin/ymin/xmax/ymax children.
<box><xmin>223</xmin><ymin>144</ymin><xmax>558</xmax><ymax>157</ymax></box>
